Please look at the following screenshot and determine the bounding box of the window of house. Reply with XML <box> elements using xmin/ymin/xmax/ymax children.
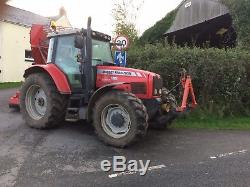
<box><xmin>25</xmin><ymin>50</ymin><xmax>34</xmax><ymax>62</ymax></box>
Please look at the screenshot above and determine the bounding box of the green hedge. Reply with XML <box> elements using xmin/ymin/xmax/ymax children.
<box><xmin>0</xmin><ymin>82</ymin><xmax>22</xmax><ymax>89</ymax></box>
<box><xmin>128</xmin><ymin>44</ymin><xmax>250</xmax><ymax>117</ymax></box>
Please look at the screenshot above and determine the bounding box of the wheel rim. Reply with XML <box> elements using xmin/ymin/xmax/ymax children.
<box><xmin>25</xmin><ymin>85</ymin><xmax>47</xmax><ymax>120</ymax></box>
<box><xmin>101</xmin><ymin>104</ymin><xmax>131</xmax><ymax>139</ymax></box>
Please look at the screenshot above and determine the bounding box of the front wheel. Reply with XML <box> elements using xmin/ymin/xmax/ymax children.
<box><xmin>92</xmin><ymin>91</ymin><xmax>148</xmax><ymax>148</ymax></box>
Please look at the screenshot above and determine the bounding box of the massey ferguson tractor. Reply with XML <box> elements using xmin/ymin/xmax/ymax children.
<box><xmin>9</xmin><ymin>17</ymin><xmax>197</xmax><ymax>147</ymax></box>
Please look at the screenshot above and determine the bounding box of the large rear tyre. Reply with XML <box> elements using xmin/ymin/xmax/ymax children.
<box><xmin>93</xmin><ymin>91</ymin><xmax>148</xmax><ymax>148</ymax></box>
<box><xmin>20</xmin><ymin>73</ymin><xmax>68</xmax><ymax>129</ymax></box>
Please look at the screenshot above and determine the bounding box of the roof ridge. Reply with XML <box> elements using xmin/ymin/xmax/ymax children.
<box><xmin>0</xmin><ymin>4</ymin><xmax>70</xmax><ymax>27</ymax></box>
<box><xmin>0</xmin><ymin>4</ymin><xmax>50</xmax><ymax>27</ymax></box>
<box><xmin>5</xmin><ymin>4</ymin><xmax>47</xmax><ymax>19</ymax></box>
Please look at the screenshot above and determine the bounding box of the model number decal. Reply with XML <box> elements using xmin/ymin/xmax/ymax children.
<box><xmin>98</xmin><ymin>69</ymin><xmax>139</xmax><ymax>77</ymax></box>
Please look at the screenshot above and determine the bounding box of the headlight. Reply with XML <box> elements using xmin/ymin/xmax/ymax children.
<box><xmin>154</xmin><ymin>89</ymin><xmax>158</xmax><ymax>95</ymax></box>
<box><xmin>159</xmin><ymin>89</ymin><xmax>162</xmax><ymax>95</ymax></box>
<box><xmin>153</xmin><ymin>76</ymin><xmax>163</xmax><ymax>96</ymax></box>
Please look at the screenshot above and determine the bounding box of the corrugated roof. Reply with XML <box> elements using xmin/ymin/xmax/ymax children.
<box><xmin>0</xmin><ymin>4</ymin><xmax>50</xmax><ymax>27</ymax></box>
<box><xmin>165</xmin><ymin>0</ymin><xmax>229</xmax><ymax>35</ymax></box>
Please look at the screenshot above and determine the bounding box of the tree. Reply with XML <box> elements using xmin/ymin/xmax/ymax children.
<box><xmin>139</xmin><ymin>10</ymin><xmax>177</xmax><ymax>45</ymax></box>
<box><xmin>112</xmin><ymin>0</ymin><xmax>143</xmax><ymax>44</ymax></box>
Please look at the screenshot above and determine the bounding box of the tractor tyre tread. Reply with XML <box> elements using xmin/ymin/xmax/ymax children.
<box><xmin>92</xmin><ymin>91</ymin><xmax>148</xmax><ymax>148</ymax></box>
<box><xmin>20</xmin><ymin>73</ymin><xmax>68</xmax><ymax>129</ymax></box>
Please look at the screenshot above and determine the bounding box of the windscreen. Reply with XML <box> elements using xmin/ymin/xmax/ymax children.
<box><xmin>92</xmin><ymin>39</ymin><xmax>113</xmax><ymax>66</ymax></box>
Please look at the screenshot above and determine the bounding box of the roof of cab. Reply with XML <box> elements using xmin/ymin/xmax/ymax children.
<box><xmin>48</xmin><ymin>28</ymin><xmax>112</xmax><ymax>42</ymax></box>
<box><xmin>48</xmin><ymin>28</ymin><xmax>81</xmax><ymax>38</ymax></box>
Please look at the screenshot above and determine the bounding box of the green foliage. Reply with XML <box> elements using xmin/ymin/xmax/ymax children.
<box><xmin>138</xmin><ymin>10</ymin><xmax>177</xmax><ymax>45</ymax></box>
<box><xmin>173</xmin><ymin>116</ymin><xmax>250</xmax><ymax>130</ymax></box>
<box><xmin>0</xmin><ymin>82</ymin><xmax>22</xmax><ymax>89</ymax></box>
<box><xmin>128</xmin><ymin>44</ymin><xmax>250</xmax><ymax>117</ymax></box>
<box><xmin>112</xmin><ymin>0</ymin><xmax>143</xmax><ymax>44</ymax></box>
<box><xmin>222</xmin><ymin>0</ymin><xmax>250</xmax><ymax>48</ymax></box>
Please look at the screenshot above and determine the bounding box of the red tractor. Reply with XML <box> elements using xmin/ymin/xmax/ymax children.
<box><xmin>9</xmin><ymin>18</ymin><xmax>197</xmax><ymax>147</ymax></box>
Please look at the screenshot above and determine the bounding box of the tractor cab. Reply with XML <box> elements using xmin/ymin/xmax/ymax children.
<box><xmin>47</xmin><ymin>29</ymin><xmax>113</xmax><ymax>92</ymax></box>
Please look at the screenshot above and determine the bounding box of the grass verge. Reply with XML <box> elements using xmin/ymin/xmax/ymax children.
<box><xmin>172</xmin><ymin>116</ymin><xmax>250</xmax><ymax>130</ymax></box>
<box><xmin>0</xmin><ymin>82</ymin><xmax>22</xmax><ymax>90</ymax></box>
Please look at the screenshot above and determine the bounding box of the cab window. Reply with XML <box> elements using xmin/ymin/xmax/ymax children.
<box><xmin>92</xmin><ymin>39</ymin><xmax>113</xmax><ymax>66</ymax></box>
<box><xmin>55</xmin><ymin>35</ymin><xmax>82</xmax><ymax>89</ymax></box>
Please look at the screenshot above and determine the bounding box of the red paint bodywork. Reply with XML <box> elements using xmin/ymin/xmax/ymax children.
<box><xmin>96</xmin><ymin>66</ymin><xmax>159</xmax><ymax>99</ymax></box>
<box><xmin>25</xmin><ymin>64</ymin><xmax>159</xmax><ymax>99</ymax></box>
<box><xmin>8</xmin><ymin>64</ymin><xmax>158</xmax><ymax>107</ymax></box>
<box><xmin>24</xmin><ymin>64</ymin><xmax>71</xmax><ymax>94</ymax></box>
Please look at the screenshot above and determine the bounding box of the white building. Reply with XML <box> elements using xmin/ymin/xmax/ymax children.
<box><xmin>0</xmin><ymin>5</ymin><xmax>71</xmax><ymax>82</ymax></box>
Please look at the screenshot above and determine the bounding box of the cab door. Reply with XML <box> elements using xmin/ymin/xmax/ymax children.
<box><xmin>53</xmin><ymin>35</ymin><xmax>82</xmax><ymax>91</ymax></box>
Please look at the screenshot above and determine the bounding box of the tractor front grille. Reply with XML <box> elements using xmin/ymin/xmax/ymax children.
<box><xmin>153</xmin><ymin>76</ymin><xmax>163</xmax><ymax>96</ymax></box>
<box><xmin>131</xmin><ymin>82</ymin><xmax>147</xmax><ymax>94</ymax></box>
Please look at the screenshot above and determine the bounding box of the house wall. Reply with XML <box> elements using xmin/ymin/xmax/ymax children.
<box><xmin>0</xmin><ymin>22</ymin><xmax>4</xmax><ymax>82</ymax></box>
<box><xmin>0</xmin><ymin>21</ymin><xmax>32</xmax><ymax>83</ymax></box>
<box><xmin>0</xmin><ymin>16</ymin><xmax>71</xmax><ymax>83</ymax></box>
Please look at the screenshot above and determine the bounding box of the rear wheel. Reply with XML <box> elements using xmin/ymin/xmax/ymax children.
<box><xmin>20</xmin><ymin>73</ymin><xmax>69</xmax><ymax>129</ymax></box>
<box><xmin>93</xmin><ymin>91</ymin><xmax>148</xmax><ymax>148</ymax></box>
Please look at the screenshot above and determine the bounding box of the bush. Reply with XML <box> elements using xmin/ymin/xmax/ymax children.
<box><xmin>222</xmin><ymin>0</ymin><xmax>250</xmax><ymax>49</ymax></box>
<box><xmin>128</xmin><ymin>44</ymin><xmax>250</xmax><ymax>117</ymax></box>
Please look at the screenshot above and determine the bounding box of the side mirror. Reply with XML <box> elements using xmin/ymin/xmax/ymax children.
<box><xmin>74</xmin><ymin>35</ymin><xmax>84</xmax><ymax>49</ymax></box>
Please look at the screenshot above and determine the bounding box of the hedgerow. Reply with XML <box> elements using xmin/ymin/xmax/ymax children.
<box><xmin>128</xmin><ymin>44</ymin><xmax>250</xmax><ymax>117</ymax></box>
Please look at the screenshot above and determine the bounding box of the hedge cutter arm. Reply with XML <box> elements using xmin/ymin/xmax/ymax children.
<box><xmin>176</xmin><ymin>71</ymin><xmax>197</xmax><ymax>112</ymax></box>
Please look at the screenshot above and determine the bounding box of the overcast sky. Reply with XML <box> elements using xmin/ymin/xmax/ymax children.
<box><xmin>8</xmin><ymin>0</ymin><xmax>182</xmax><ymax>36</ymax></box>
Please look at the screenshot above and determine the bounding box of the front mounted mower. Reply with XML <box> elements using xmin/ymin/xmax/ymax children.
<box><xmin>9</xmin><ymin>17</ymin><xmax>197</xmax><ymax>147</ymax></box>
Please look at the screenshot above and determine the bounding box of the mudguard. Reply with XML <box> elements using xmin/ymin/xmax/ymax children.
<box><xmin>24</xmin><ymin>64</ymin><xmax>71</xmax><ymax>94</ymax></box>
<box><xmin>87</xmin><ymin>82</ymin><xmax>130</xmax><ymax>121</ymax></box>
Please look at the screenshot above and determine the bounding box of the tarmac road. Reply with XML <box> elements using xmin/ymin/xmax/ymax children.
<box><xmin>1</xmin><ymin>88</ymin><xmax>250</xmax><ymax>187</ymax></box>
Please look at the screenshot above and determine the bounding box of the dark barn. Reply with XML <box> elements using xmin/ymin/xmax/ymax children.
<box><xmin>164</xmin><ymin>0</ymin><xmax>237</xmax><ymax>48</ymax></box>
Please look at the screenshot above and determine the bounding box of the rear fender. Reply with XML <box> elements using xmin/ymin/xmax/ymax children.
<box><xmin>23</xmin><ymin>64</ymin><xmax>71</xmax><ymax>94</ymax></box>
<box><xmin>87</xmin><ymin>82</ymin><xmax>130</xmax><ymax>122</ymax></box>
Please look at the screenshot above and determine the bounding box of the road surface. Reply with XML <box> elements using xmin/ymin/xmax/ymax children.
<box><xmin>1</xmin><ymin>88</ymin><xmax>250</xmax><ymax>187</ymax></box>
